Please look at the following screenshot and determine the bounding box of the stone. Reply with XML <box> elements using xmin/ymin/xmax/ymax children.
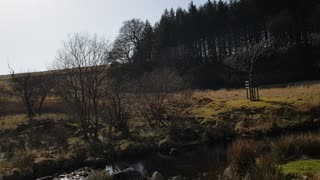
<box><xmin>112</xmin><ymin>167</ymin><xmax>146</xmax><ymax>180</ymax></box>
<box><xmin>151</xmin><ymin>171</ymin><xmax>164</xmax><ymax>180</ymax></box>
<box><xmin>169</xmin><ymin>148</ymin><xmax>179</xmax><ymax>156</ymax></box>
<box><xmin>36</xmin><ymin>176</ymin><xmax>53</xmax><ymax>180</ymax></box>
<box><xmin>300</xmin><ymin>155</ymin><xmax>310</xmax><ymax>160</ymax></box>
<box><xmin>223</xmin><ymin>166</ymin><xmax>232</xmax><ymax>179</ymax></box>
<box><xmin>58</xmin><ymin>174</ymin><xmax>66</xmax><ymax>179</ymax></box>
<box><xmin>168</xmin><ymin>176</ymin><xmax>183</xmax><ymax>180</ymax></box>
<box><xmin>158</xmin><ymin>136</ymin><xmax>177</xmax><ymax>153</ymax></box>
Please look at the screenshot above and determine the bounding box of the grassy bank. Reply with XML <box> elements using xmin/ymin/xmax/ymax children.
<box><xmin>216</xmin><ymin>133</ymin><xmax>320</xmax><ymax>180</ymax></box>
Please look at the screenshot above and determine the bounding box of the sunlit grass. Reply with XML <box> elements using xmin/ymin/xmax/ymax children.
<box><xmin>282</xmin><ymin>160</ymin><xmax>320</xmax><ymax>176</ymax></box>
<box><xmin>192</xmin><ymin>82</ymin><xmax>320</xmax><ymax>120</ymax></box>
<box><xmin>0</xmin><ymin>113</ymin><xmax>68</xmax><ymax>130</ymax></box>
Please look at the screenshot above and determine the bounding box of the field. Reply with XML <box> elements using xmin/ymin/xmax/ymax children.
<box><xmin>1</xmin><ymin>78</ymin><xmax>320</xmax><ymax>178</ymax></box>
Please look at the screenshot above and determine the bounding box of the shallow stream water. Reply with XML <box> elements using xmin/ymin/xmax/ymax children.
<box><xmin>105</xmin><ymin>143</ymin><xmax>228</xmax><ymax>179</ymax></box>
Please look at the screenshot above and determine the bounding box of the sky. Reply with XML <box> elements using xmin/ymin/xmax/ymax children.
<box><xmin>0</xmin><ymin>0</ymin><xmax>208</xmax><ymax>75</ymax></box>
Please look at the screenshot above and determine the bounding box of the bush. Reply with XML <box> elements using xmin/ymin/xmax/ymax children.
<box><xmin>88</xmin><ymin>170</ymin><xmax>112</xmax><ymax>180</ymax></box>
<box><xmin>220</xmin><ymin>154</ymin><xmax>286</xmax><ymax>180</ymax></box>
<box><xmin>272</xmin><ymin>134</ymin><xmax>320</xmax><ymax>163</ymax></box>
<box><xmin>137</xmin><ymin>68</ymin><xmax>191</xmax><ymax>128</ymax></box>
<box><xmin>228</xmin><ymin>139</ymin><xmax>257</xmax><ymax>176</ymax></box>
<box><xmin>248</xmin><ymin>154</ymin><xmax>286</xmax><ymax>180</ymax></box>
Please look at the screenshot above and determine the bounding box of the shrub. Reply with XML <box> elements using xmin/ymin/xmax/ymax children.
<box><xmin>88</xmin><ymin>170</ymin><xmax>112</xmax><ymax>180</ymax></box>
<box><xmin>228</xmin><ymin>139</ymin><xmax>257</xmax><ymax>176</ymax></box>
<box><xmin>272</xmin><ymin>136</ymin><xmax>300</xmax><ymax>162</ymax></box>
<box><xmin>248</xmin><ymin>154</ymin><xmax>286</xmax><ymax>180</ymax></box>
<box><xmin>272</xmin><ymin>134</ymin><xmax>320</xmax><ymax>163</ymax></box>
<box><xmin>220</xmin><ymin>154</ymin><xmax>286</xmax><ymax>180</ymax></box>
<box><xmin>137</xmin><ymin>68</ymin><xmax>191</xmax><ymax>128</ymax></box>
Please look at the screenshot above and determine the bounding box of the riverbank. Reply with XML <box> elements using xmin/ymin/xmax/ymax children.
<box><xmin>0</xmin><ymin>82</ymin><xmax>320</xmax><ymax>179</ymax></box>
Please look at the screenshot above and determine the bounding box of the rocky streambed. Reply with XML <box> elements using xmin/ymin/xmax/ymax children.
<box><xmin>39</xmin><ymin>143</ymin><xmax>228</xmax><ymax>180</ymax></box>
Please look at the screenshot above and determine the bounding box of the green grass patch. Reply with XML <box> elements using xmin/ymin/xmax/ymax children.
<box><xmin>281</xmin><ymin>160</ymin><xmax>320</xmax><ymax>176</ymax></box>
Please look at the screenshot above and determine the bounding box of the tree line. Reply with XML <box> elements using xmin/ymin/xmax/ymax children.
<box><xmin>110</xmin><ymin>0</ymin><xmax>320</xmax><ymax>88</ymax></box>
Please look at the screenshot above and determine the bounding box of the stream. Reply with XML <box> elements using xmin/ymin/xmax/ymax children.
<box><xmin>54</xmin><ymin>143</ymin><xmax>229</xmax><ymax>180</ymax></box>
<box><xmin>108</xmin><ymin>143</ymin><xmax>228</xmax><ymax>178</ymax></box>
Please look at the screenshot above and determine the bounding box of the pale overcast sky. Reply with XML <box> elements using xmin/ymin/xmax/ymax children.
<box><xmin>0</xmin><ymin>0</ymin><xmax>208</xmax><ymax>75</ymax></box>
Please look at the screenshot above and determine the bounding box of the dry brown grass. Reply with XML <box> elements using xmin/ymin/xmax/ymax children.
<box><xmin>0</xmin><ymin>113</ymin><xmax>68</xmax><ymax>130</ymax></box>
<box><xmin>193</xmin><ymin>82</ymin><xmax>320</xmax><ymax>102</ymax></box>
<box><xmin>272</xmin><ymin>133</ymin><xmax>320</xmax><ymax>163</ymax></box>
<box><xmin>228</xmin><ymin>139</ymin><xmax>257</xmax><ymax>176</ymax></box>
<box><xmin>192</xmin><ymin>82</ymin><xmax>320</xmax><ymax>120</ymax></box>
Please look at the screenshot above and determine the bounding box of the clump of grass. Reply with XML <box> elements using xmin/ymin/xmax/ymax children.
<box><xmin>281</xmin><ymin>160</ymin><xmax>320</xmax><ymax>177</ymax></box>
<box><xmin>88</xmin><ymin>170</ymin><xmax>112</xmax><ymax>180</ymax></box>
<box><xmin>220</xmin><ymin>154</ymin><xmax>286</xmax><ymax>180</ymax></box>
<box><xmin>228</xmin><ymin>139</ymin><xmax>257</xmax><ymax>176</ymax></box>
<box><xmin>248</xmin><ymin>154</ymin><xmax>286</xmax><ymax>180</ymax></box>
<box><xmin>272</xmin><ymin>134</ymin><xmax>320</xmax><ymax>163</ymax></box>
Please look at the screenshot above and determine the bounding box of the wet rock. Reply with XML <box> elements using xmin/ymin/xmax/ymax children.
<box><xmin>151</xmin><ymin>171</ymin><xmax>164</xmax><ymax>180</ymax></box>
<box><xmin>223</xmin><ymin>166</ymin><xmax>232</xmax><ymax>179</ymax></box>
<box><xmin>169</xmin><ymin>148</ymin><xmax>179</xmax><ymax>156</ymax></box>
<box><xmin>168</xmin><ymin>176</ymin><xmax>183</xmax><ymax>180</ymax></box>
<box><xmin>112</xmin><ymin>167</ymin><xmax>146</xmax><ymax>180</ymax></box>
<box><xmin>158</xmin><ymin>136</ymin><xmax>177</xmax><ymax>153</ymax></box>
<box><xmin>57</xmin><ymin>175</ymin><xmax>66</xmax><ymax>179</ymax></box>
<box><xmin>53</xmin><ymin>167</ymin><xmax>93</xmax><ymax>180</ymax></box>
<box><xmin>300</xmin><ymin>155</ymin><xmax>310</xmax><ymax>160</ymax></box>
<box><xmin>37</xmin><ymin>176</ymin><xmax>53</xmax><ymax>180</ymax></box>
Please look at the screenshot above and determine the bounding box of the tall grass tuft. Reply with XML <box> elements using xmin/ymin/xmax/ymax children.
<box><xmin>247</xmin><ymin>154</ymin><xmax>286</xmax><ymax>180</ymax></box>
<box><xmin>228</xmin><ymin>139</ymin><xmax>257</xmax><ymax>176</ymax></box>
<box><xmin>272</xmin><ymin>134</ymin><xmax>320</xmax><ymax>163</ymax></box>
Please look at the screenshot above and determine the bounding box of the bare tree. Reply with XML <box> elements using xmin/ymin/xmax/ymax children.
<box><xmin>51</xmin><ymin>33</ymin><xmax>110</xmax><ymax>141</ymax></box>
<box><xmin>110</xmin><ymin>19</ymin><xmax>146</xmax><ymax>64</ymax></box>
<box><xmin>0</xmin><ymin>83</ymin><xmax>8</xmax><ymax>115</ymax></box>
<box><xmin>35</xmin><ymin>74</ymin><xmax>54</xmax><ymax>115</ymax></box>
<box><xmin>9</xmin><ymin>69</ymin><xmax>52</xmax><ymax>118</ymax></box>
<box><xmin>137</xmin><ymin>69</ymin><xmax>192</xmax><ymax>131</ymax></box>
<box><xmin>109</xmin><ymin>38</ymin><xmax>134</xmax><ymax>64</ymax></box>
<box><xmin>225</xmin><ymin>43</ymin><xmax>273</xmax><ymax>101</ymax></box>
<box><xmin>100</xmin><ymin>68</ymin><xmax>133</xmax><ymax>137</ymax></box>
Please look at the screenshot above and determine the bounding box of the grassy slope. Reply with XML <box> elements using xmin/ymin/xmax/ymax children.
<box><xmin>192</xmin><ymin>83</ymin><xmax>320</xmax><ymax>134</ymax></box>
<box><xmin>193</xmin><ymin>83</ymin><xmax>320</xmax><ymax>119</ymax></box>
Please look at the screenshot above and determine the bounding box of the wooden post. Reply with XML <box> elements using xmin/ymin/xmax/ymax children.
<box><xmin>245</xmin><ymin>81</ymin><xmax>250</xmax><ymax>99</ymax></box>
<box><xmin>245</xmin><ymin>80</ymin><xmax>260</xmax><ymax>101</ymax></box>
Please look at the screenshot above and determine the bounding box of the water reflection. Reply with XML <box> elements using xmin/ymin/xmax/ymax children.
<box><xmin>105</xmin><ymin>143</ymin><xmax>228</xmax><ymax>179</ymax></box>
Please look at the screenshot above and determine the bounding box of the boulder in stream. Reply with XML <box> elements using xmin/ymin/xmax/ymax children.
<box><xmin>158</xmin><ymin>136</ymin><xmax>177</xmax><ymax>153</ymax></box>
<box><xmin>112</xmin><ymin>167</ymin><xmax>146</xmax><ymax>180</ymax></box>
<box><xmin>151</xmin><ymin>171</ymin><xmax>164</xmax><ymax>180</ymax></box>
